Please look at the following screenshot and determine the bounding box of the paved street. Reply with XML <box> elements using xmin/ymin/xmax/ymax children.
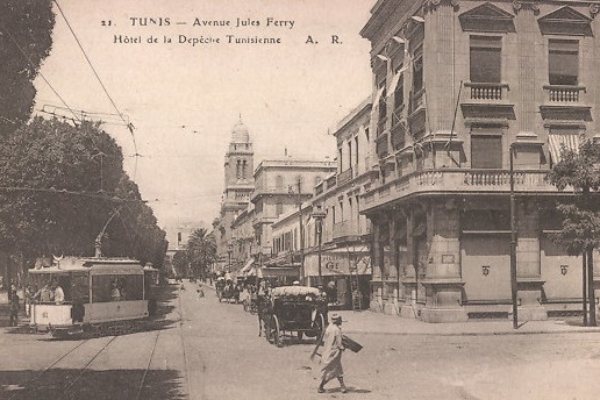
<box><xmin>1</xmin><ymin>282</ymin><xmax>600</xmax><ymax>399</ymax></box>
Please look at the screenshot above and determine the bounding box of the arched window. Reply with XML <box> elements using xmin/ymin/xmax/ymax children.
<box><xmin>242</xmin><ymin>160</ymin><xmax>248</xmax><ymax>179</ymax></box>
<box><xmin>236</xmin><ymin>159</ymin><xmax>241</xmax><ymax>179</ymax></box>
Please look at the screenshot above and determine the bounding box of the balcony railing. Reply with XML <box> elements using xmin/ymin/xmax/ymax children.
<box><xmin>543</xmin><ymin>85</ymin><xmax>585</xmax><ymax>103</ymax></box>
<box><xmin>333</xmin><ymin>220</ymin><xmax>359</xmax><ymax>240</ymax></box>
<box><xmin>375</xmin><ymin>132</ymin><xmax>389</xmax><ymax>158</ymax></box>
<box><xmin>362</xmin><ymin>169</ymin><xmax>556</xmax><ymax>211</ymax></box>
<box><xmin>337</xmin><ymin>168</ymin><xmax>352</xmax><ymax>184</ymax></box>
<box><xmin>391</xmin><ymin>122</ymin><xmax>406</xmax><ymax>151</ymax></box>
<box><xmin>464</xmin><ymin>82</ymin><xmax>509</xmax><ymax>101</ymax></box>
<box><xmin>326</xmin><ymin>175</ymin><xmax>337</xmax><ymax>189</ymax></box>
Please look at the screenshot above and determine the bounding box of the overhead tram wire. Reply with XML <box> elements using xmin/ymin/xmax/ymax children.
<box><xmin>53</xmin><ymin>0</ymin><xmax>140</xmax><ymax>181</ymax></box>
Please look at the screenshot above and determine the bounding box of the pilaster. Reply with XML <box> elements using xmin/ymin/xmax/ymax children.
<box><xmin>419</xmin><ymin>201</ymin><xmax>468</xmax><ymax>322</ymax></box>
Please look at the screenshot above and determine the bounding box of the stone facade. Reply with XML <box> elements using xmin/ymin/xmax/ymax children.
<box><xmin>360</xmin><ymin>0</ymin><xmax>600</xmax><ymax>322</ymax></box>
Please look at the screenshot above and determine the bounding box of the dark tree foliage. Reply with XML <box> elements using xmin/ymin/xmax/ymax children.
<box><xmin>548</xmin><ymin>141</ymin><xmax>600</xmax><ymax>254</ymax></box>
<box><xmin>172</xmin><ymin>250</ymin><xmax>189</xmax><ymax>279</ymax></box>
<box><xmin>548</xmin><ymin>140</ymin><xmax>600</xmax><ymax>326</ymax></box>
<box><xmin>0</xmin><ymin>0</ymin><xmax>55</xmax><ymax>135</ymax></box>
<box><xmin>0</xmin><ymin>117</ymin><xmax>167</xmax><ymax>267</ymax></box>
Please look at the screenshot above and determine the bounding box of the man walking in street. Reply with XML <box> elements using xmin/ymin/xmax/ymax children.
<box><xmin>318</xmin><ymin>312</ymin><xmax>347</xmax><ymax>394</ymax></box>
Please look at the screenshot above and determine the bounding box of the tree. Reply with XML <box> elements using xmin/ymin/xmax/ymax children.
<box><xmin>0</xmin><ymin>0</ymin><xmax>55</xmax><ymax>136</ymax></box>
<box><xmin>172</xmin><ymin>250</ymin><xmax>189</xmax><ymax>279</ymax></box>
<box><xmin>548</xmin><ymin>140</ymin><xmax>600</xmax><ymax>326</ymax></box>
<box><xmin>186</xmin><ymin>228</ymin><xmax>217</xmax><ymax>279</ymax></box>
<box><xmin>0</xmin><ymin>117</ymin><xmax>167</xmax><ymax>269</ymax></box>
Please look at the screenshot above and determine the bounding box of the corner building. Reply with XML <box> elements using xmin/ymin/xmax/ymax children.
<box><xmin>360</xmin><ymin>0</ymin><xmax>600</xmax><ymax>322</ymax></box>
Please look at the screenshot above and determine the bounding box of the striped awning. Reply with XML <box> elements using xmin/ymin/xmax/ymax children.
<box><xmin>549</xmin><ymin>133</ymin><xmax>579</xmax><ymax>163</ymax></box>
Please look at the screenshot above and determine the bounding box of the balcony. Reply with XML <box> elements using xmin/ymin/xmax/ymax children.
<box><xmin>465</xmin><ymin>82</ymin><xmax>509</xmax><ymax>101</ymax></box>
<box><xmin>543</xmin><ymin>85</ymin><xmax>585</xmax><ymax>103</ymax></box>
<box><xmin>326</xmin><ymin>174</ymin><xmax>337</xmax><ymax>190</ymax></box>
<box><xmin>391</xmin><ymin>121</ymin><xmax>406</xmax><ymax>151</ymax></box>
<box><xmin>375</xmin><ymin>132</ymin><xmax>389</xmax><ymax>158</ymax></box>
<box><xmin>362</xmin><ymin>169</ymin><xmax>557</xmax><ymax>212</ymax></box>
<box><xmin>337</xmin><ymin>168</ymin><xmax>353</xmax><ymax>185</ymax></box>
<box><xmin>333</xmin><ymin>220</ymin><xmax>358</xmax><ymax>240</ymax></box>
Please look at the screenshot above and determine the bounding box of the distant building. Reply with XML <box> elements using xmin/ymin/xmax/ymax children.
<box><xmin>250</xmin><ymin>157</ymin><xmax>336</xmax><ymax>283</ymax></box>
<box><xmin>308</xmin><ymin>97</ymin><xmax>373</xmax><ymax>310</ymax></box>
<box><xmin>214</xmin><ymin>119</ymin><xmax>255</xmax><ymax>272</ymax></box>
<box><xmin>360</xmin><ymin>0</ymin><xmax>600</xmax><ymax>321</ymax></box>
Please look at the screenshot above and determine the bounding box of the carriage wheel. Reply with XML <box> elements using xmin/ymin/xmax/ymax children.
<box><xmin>314</xmin><ymin>314</ymin><xmax>326</xmax><ymax>345</ymax></box>
<box><xmin>264</xmin><ymin>317</ymin><xmax>272</xmax><ymax>343</ymax></box>
<box><xmin>271</xmin><ymin>315</ymin><xmax>281</xmax><ymax>347</ymax></box>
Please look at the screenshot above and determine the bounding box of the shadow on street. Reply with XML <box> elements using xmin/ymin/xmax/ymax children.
<box><xmin>0</xmin><ymin>368</ymin><xmax>186</xmax><ymax>400</ymax></box>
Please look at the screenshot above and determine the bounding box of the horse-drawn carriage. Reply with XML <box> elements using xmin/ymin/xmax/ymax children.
<box><xmin>263</xmin><ymin>285</ymin><xmax>328</xmax><ymax>347</ymax></box>
<box><xmin>216</xmin><ymin>278</ymin><xmax>240</xmax><ymax>303</ymax></box>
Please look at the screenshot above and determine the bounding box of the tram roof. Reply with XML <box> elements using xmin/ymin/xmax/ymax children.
<box><xmin>29</xmin><ymin>257</ymin><xmax>144</xmax><ymax>275</ymax></box>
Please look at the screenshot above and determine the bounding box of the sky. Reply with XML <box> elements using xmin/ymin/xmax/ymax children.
<box><xmin>33</xmin><ymin>0</ymin><xmax>374</xmax><ymax>244</ymax></box>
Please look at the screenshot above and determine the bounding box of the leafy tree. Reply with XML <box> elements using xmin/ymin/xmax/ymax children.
<box><xmin>172</xmin><ymin>250</ymin><xmax>189</xmax><ymax>279</ymax></box>
<box><xmin>0</xmin><ymin>117</ymin><xmax>167</xmax><ymax>270</ymax></box>
<box><xmin>186</xmin><ymin>228</ymin><xmax>217</xmax><ymax>279</ymax></box>
<box><xmin>0</xmin><ymin>0</ymin><xmax>54</xmax><ymax>135</ymax></box>
<box><xmin>548</xmin><ymin>140</ymin><xmax>600</xmax><ymax>326</ymax></box>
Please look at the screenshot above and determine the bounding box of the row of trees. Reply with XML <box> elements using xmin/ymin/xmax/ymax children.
<box><xmin>0</xmin><ymin>117</ymin><xmax>168</xmax><ymax>268</ymax></box>
<box><xmin>0</xmin><ymin>1</ymin><xmax>168</xmax><ymax>277</ymax></box>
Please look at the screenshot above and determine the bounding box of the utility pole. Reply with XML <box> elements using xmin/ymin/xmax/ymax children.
<box><xmin>509</xmin><ymin>144</ymin><xmax>519</xmax><ymax>329</ymax></box>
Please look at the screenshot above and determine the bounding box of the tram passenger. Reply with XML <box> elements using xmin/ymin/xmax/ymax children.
<box><xmin>35</xmin><ymin>281</ymin><xmax>54</xmax><ymax>303</ymax></box>
<box><xmin>52</xmin><ymin>278</ymin><xmax>65</xmax><ymax>305</ymax></box>
<box><xmin>110</xmin><ymin>281</ymin><xmax>122</xmax><ymax>301</ymax></box>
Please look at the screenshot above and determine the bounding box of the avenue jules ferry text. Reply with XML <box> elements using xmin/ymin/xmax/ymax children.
<box><xmin>112</xmin><ymin>17</ymin><xmax>296</xmax><ymax>46</ymax></box>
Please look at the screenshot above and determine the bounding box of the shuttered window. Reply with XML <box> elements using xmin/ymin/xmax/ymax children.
<box><xmin>470</xmin><ymin>36</ymin><xmax>502</xmax><ymax>83</ymax></box>
<box><xmin>471</xmin><ymin>134</ymin><xmax>502</xmax><ymax>169</ymax></box>
<box><xmin>549</xmin><ymin>39</ymin><xmax>578</xmax><ymax>86</ymax></box>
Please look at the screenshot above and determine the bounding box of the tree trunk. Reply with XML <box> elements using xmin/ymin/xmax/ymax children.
<box><xmin>587</xmin><ymin>246</ymin><xmax>596</xmax><ymax>326</ymax></box>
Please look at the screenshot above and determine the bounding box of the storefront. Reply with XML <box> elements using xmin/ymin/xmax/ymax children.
<box><xmin>304</xmin><ymin>246</ymin><xmax>372</xmax><ymax>309</ymax></box>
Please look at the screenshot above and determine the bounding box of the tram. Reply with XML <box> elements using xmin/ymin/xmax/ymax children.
<box><xmin>28</xmin><ymin>256</ymin><xmax>155</xmax><ymax>338</ymax></box>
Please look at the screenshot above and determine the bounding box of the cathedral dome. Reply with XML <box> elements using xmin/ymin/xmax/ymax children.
<box><xmin>231</xmin><ymin>120</ymin><xmax>250</xmax><ymax>143</ymax></box>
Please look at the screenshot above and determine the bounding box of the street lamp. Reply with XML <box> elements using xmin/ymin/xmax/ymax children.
<box><xmin>311</xmin><ymin>204</ymin><xmax>327</xmax><ymax>286</ymax></box>
<box><xmin>509</xmin><ymin>143</ymin><xmax>519</xmax><ymax>329</ymax></box>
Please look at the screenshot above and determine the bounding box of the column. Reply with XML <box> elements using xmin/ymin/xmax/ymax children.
<box><xmin>419</xmin><ymin>201</ymin><xmax>468</xmax><ymax>323</ymax></box>
<box><xmin>515</xmin><ymin>200</ymin><xmax>547</xmax><ymax>321</ymax></box>
<box><xmin>400</xmin><ymin>208</ymin><xmax>418</xmax><ymax>318</ymax></box>
<box><xmin>369</xmin><ymin>216</ymin><xmax>384</xmax><ymax>312</ymax></box>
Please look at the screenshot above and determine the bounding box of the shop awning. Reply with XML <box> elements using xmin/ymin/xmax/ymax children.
<box><xmin>304</xmin><ymin>251</ymin><xmax>372</xmax><ymax>277</ymax></box>
<box><xmin>261</xmin><ymin>265</ymin><xmax>300</xmax><ymax>278</ymax></box>
<box><xmin>239</xmin><ymin>258</ymin><xmax>255</xmax><ymax>274</ymax></box>
<box><xmin>549</xmin><ymin>132</ymin><xmax>579</xmax><ymax>163</ymax></box>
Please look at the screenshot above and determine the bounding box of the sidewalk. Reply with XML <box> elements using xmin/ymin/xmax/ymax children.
<box><xmin>198</xmin><ymin>281</ymin><xmax>600</xmax><ymax>337</ymax></box>
<box><xmin>336</xmin><ymin>308</ymin><xmax>600</xmax><ymax>337</ymax></box>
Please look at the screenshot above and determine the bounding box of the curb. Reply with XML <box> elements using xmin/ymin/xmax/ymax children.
<box><xmin>343</xmin><ymin>327</ymin><xmax>600</xmax><ymax>337</ymax></box>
